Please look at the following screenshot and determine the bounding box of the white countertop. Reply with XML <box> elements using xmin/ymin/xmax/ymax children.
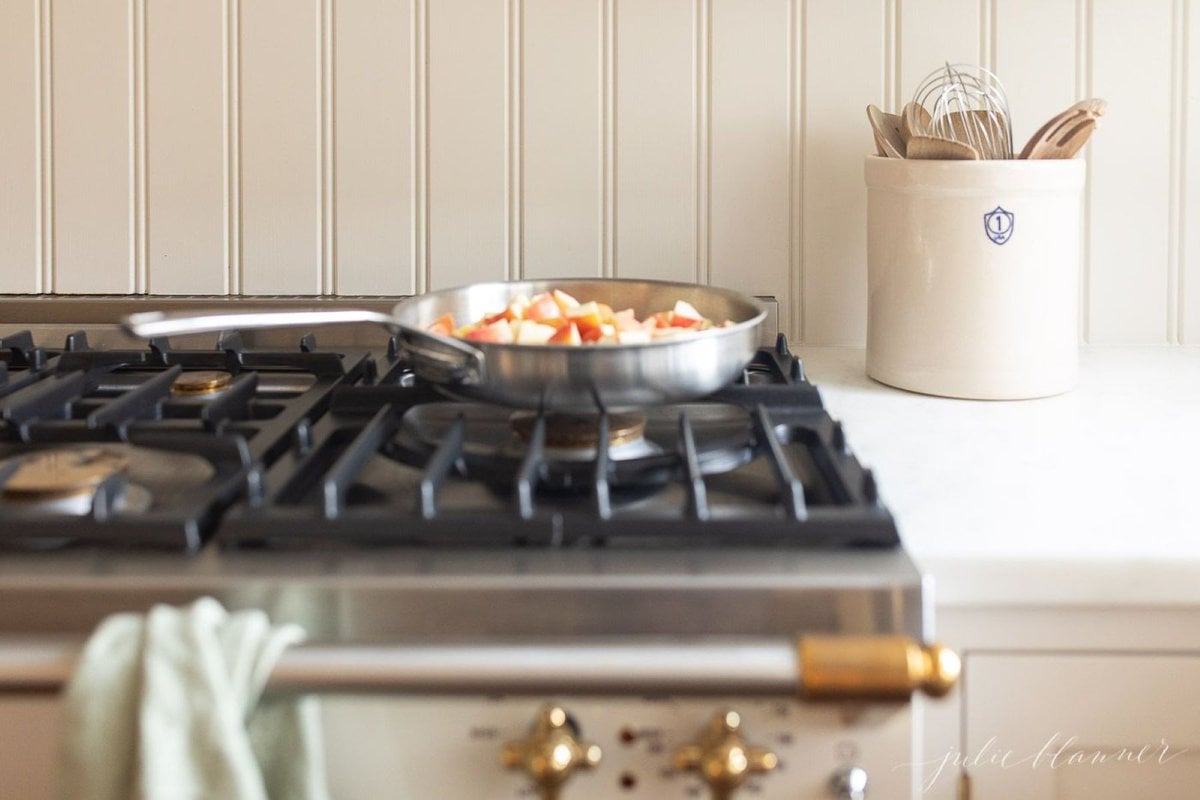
<box><xmin>796</xmin><ymin>346</ymin><xmax>1200</xmax><ymax>606</ymax></box>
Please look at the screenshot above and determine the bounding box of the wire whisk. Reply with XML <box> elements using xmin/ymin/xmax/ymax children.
<box><xmin>911</xmin><ymin>63</ymin><xmax>1013</xmax><ymax>159</ymax></box>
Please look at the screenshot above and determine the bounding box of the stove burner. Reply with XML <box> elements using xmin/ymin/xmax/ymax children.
<box><xmin>395</xmin><ymin>402</ymin><xmax>754</xmax><ymax>490</ymax></box>
<box><xmin>170</xmin><ymin>369</ymin><xmax>233</xmax><ymax>396</ymax></box>
<box><xmin>2</xmin><ymin>447</ymin><xmax>127</xmax><ymax>499</ymax></box>
<box><xmin>0</xmin><ymin>444</ymin><xmax>216</xmax><ymax>517</ymax></box>
<box><xmin>511</xmin><ymin>412</ymin><xmax>647</xmax><ymax>449</ymax></box>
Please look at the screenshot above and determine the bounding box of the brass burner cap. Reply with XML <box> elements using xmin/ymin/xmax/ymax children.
<box><xmin>2</xmin><ymin>447</ymin><xmax>130</xmax><ymax>498</ymax></box>
<box><xmin>512</xmin><ymin>412</ymin><xmax>647</xmax><ymax>449</ymax></box>
<box><xmin>171</xmin><ymin>370</ymin><xmax>233</xmax><ymax>396</ymax></box>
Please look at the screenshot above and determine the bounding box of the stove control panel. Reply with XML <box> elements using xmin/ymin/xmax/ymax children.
<box><xmin>322</xmin><ymin>697</ymin><xmax>914</xmax><ymax>799</ymax></box>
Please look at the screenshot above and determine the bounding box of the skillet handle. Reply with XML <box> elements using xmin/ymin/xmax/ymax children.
<box><xmin>122</xmin><ymin>309</ymin><xmax>485</xmax><ymax>385</ymax></box>
<box><xmin>395</xmin><ymin>327</ymin><xmax>486</xmax><ymax>385</ymax></box>
<box><xmin>123</xmin><ymin>309</ymin><xmax>399</xmax><ymax>339</ymax></box>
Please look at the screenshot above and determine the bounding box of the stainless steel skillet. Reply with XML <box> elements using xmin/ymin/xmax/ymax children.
<box><xmin>123</xmin><ymin>279</ymin><xmax>766</xmax><ymax>413</ymax></box>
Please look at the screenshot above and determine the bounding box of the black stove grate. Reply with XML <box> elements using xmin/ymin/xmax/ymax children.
<box><xmin>0</xmin><ymin>331</ymin><xmax>373</xmax><ymax>549</ymax></box>
<box><xmin>0</xmin><ymin>330</ymin><xmax>55</xmax><ymax>400</ymax></box>
<box><xmin>0</xmin><ymin>330</ymin><xmax>898</xmax><ymax>551</ymax></box>
<box><xmin>219</xmin><ymin>335</ymin><xmax>899</xmax><ymax>549</ymax></box>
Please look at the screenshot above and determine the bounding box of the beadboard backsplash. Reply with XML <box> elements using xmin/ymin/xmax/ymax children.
<box><xmin>0</xmin><ymin>0</ymin><xmax>1197</xmax><ymax>345</ymax></box>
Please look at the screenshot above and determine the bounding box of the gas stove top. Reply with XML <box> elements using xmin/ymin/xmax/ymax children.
<box><xmin>0</xmin><ymin>319</ymin><xmax>922</xmax><ymax>644</ymax></box>
<box><xmin>0</xmin><ymin>327</ymin><xmax>897</xmax><ymax>552</ymax></box>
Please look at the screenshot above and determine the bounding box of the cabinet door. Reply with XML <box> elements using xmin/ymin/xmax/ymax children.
<box><xmin>963</xmin><ymin>654</ymin><xmax>1200</xmax><ymax>799</ymax></box>
<box><xmin>0</xmin><ymin>698</ymin><xmax>59</xmax><ymax>799</ymax></box>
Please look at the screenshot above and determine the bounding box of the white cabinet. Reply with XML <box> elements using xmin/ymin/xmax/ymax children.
<box><xmin>961</xmin><ymin>654</ymin><xmax>1200</xmax><ymax>799</ymax></box>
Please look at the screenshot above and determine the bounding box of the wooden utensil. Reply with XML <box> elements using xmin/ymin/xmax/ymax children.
<box><xmin>1019</xmin><ymin>99</ymin><xmax>1105</xmax><ymax>159</ymax></box>
<box><xmin>940</xmin><ymin>109</ymin><xmax>1010</xmax><ymax>159</ymax></box>
<box><xmin>867</xmin><ymin>105</ymin><xmax>906</xmax><ymax>158</ymax></box>
<box><xmin>900</xmin><ymin>101</ymin><xmax>931</xmax><ymax>143</ymax></box>
<box><xmin>905</xmin><ymin>135</ymin><xmax>979</xmax><ymax>160</ymax></box>
<box><xmin>1070</xmin><ymin>97</ymin><xmax>1108</xmax><ymax>117</ymax></box>
<box><xmin>872</xmin><ymin>131</ymin><xmax>888</xmax><ymax>157</ymax></box>
<box><xmin>1035</xmin><ymin>116</ymin><xmax>1097</xmax><ymax>160</ymax></box>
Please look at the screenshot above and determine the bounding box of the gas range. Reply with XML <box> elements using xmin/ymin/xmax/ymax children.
<box><xmin>0</xmin><ymin>308</ymin><xmax>951</xmax><ymax>800</ymax></box>
<box><xmin>0</xmin><ymin>320</ymin><xmax>922</xmax><ymax>634</ymax></box>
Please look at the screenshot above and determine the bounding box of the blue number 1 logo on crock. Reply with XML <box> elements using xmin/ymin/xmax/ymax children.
<box><xmin>984</xmin><ymin>206</ymin><xmax>1014</xmax><ymax>245</ymax></box>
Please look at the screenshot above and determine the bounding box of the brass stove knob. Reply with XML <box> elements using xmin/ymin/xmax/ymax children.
<box><xmin>501</xmin><ymin>705</ymin><xmax>602</xmax><ymax>800</ymax></box>
<box><xmin>673</xmin><ymin>710</ymin><xmax>778</xmax><ymax>800</ymax></box>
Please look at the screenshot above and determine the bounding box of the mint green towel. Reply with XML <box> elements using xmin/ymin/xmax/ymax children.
<box><xmin>59</xmin><ymin>598</ymin><xmax>329</xmax><ymax>800</ymax></box>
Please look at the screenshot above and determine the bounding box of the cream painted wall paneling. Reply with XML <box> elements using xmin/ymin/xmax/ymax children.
<box><xmin>51</xmin><ymin>0</ymin><xmax>132</xmax><ymax>293</ymax></box>
<box><xmin>239</xmin><ymin>0</ymin><xmax>323</xmax><ymax>295</ymax></box>
<box><xmin>0</xmin><ymin>0</ymin><xmax>1198</xmax><ymax>347</ymax></box>
<box><xmin>145</xmin><ymin>0</ymin><xmax>225</xmax><ymax>294</ymax></box>
<box><xmin>0</xmin><ymin>0</ymin><xmax>38</xmax><ymax>293</ymax></box>
<box><xmin>801</xmin><ymin>0</ymin><xmax>887</xmax><ymax>345</ymax></box>
<box><xmin>896</xmin><ymin>0</ymin><xmax>981</xmax><ymax>107</ymax></box>
<box><xmin>1087</xmin><ymin>0</ymin><xmax>1174</xmax><ymax>343</ymax></box>
<box><xmin>1184</xmin><ymin>0</ymin><xmax>1199</xmax><ymax>344</ymax></box>
<box><xmin>426</xmin><ymin>0</ymin><xmax>507</xmax><ymax>289</ymax></box>
<box><xmin>992</xmin><ymin>0</ymin><xmax>1078</xmax><ymax>173</ymax></box>
<box><xmin>332</xmin><ymin>0</ymin><xmax>414</xmax><ymax>295</ymax></box>
<box><xmin>521</xmin><ymin>0</ymin><xmax>604</xmax><ymax>280</ymax></box>
<box><xmin>614</xmin><ymin>0</ymin><xmax>696</xmax><ymax>283</ymax></box>
<box><xmin>709</xmin><ymin>0</ymin><xmax>792</xmax><ymax>338</ymax></box>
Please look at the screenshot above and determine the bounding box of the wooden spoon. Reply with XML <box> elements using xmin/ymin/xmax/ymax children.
<box><xmin>1019</xmin><ymin>99</ymin><xmax>1105</xmax><ymax>159</ymax></box>
<box><xmin>939</xmin><ymin>110</ymin><xmax>1010</xmax><ymax>159</ymax></box>
<box><xmin>906</xmin><ymin>135</ymin><xmax>979</xmax><ymax>160</ymax></box>
<box><xmin>871</xmin><ymin>130</ymin><xmax>888</xmax><ymax>157</ymax></box>
<box><xmin>1070</xmin><ymin>97</ymin><xmax>1108</xmax><ymax>117</ymax></box>
<box><xmin>1018</xmin><ymin>108</ymin><xmax>1085</xmax><ymax>159</ymax></box>
<box><xmin>900</xmin><ymin>102</ymin><xmax>932</xmax><ymax>143</ymax></box>
<box><xmin>866</xmin><ymin>105</ymin><xmax>906</xmax><ymax>158</ymax></box>
<box><xmin>1034</xmin><ymin>116</ymin><xmax>1097</xmax><ymax>159</ymax></box>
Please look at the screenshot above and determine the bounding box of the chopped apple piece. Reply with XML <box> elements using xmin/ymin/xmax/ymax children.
<box><xmin>652</xmin><ymin>326</ymin><xmax>694</xmax><ymax>340</ymax></box>
<box><xmin>514</xmin><ymin>319</ymin><xmax>558</xmax><ymax>345</ymax></box>
<box><xmin>670</xmin><ymin>300</ymin><xmax>704</xmax><ymax>327</ymax></box>
<box><xmin>482</xmin><ymin>295</ymin><xmax>530</xmax><ymax>325</ymax></box>
<box><xmin>613</xmin><ymin>308</ymin><xmax>640</xmax><ymax>331</ymax></box>
<box><xmin>580</xmin><ymin>321</ymin><xmax>616</xmax><ymax>343</ymax></box>
<box><xmin>616</xmin><ymin>328</ymin><xmax>651</xmax><ymax>344</ymax></box>
<box><xmin>506</xmin><ymin>295</ymin><xmax>531</xmax><ymax>319</ymax></box>
<box><xmin>440</xmin><ymin>290</ymin><xmax>723</xmax><ymax>346</ymax></box>
<box><xmin>548</xmin><ymin>321</ymin><xmax>583</xmax><ymax>346</ymax></box>
<box><xmin>465</xmin><ymin>319</ymin><xmax>514</xmax><ymax>344</ymax></box>
<box><xmin>525</xmin><ymin>293</ymin><xmax>562</xmax><ymax>322</ymax></box>
<box><xmin>567</xmin><ymin>302</ymin><xmax>605</xmax><ymax>339</ymax></box>
<box><xmin>426</xmin><ymin>313</ymin><xmax>456</xmax><ymax>336</ymax></box>
<box><xmin>552</xmin><ymin>289</ymin><xmax>581</xmax><ymax>313</ymax></box>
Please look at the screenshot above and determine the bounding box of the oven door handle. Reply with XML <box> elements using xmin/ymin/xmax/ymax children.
<box><xmin>0</xmin><ymin>636</ymin><xmax>957</xmax><ymax>700</ymax></box>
